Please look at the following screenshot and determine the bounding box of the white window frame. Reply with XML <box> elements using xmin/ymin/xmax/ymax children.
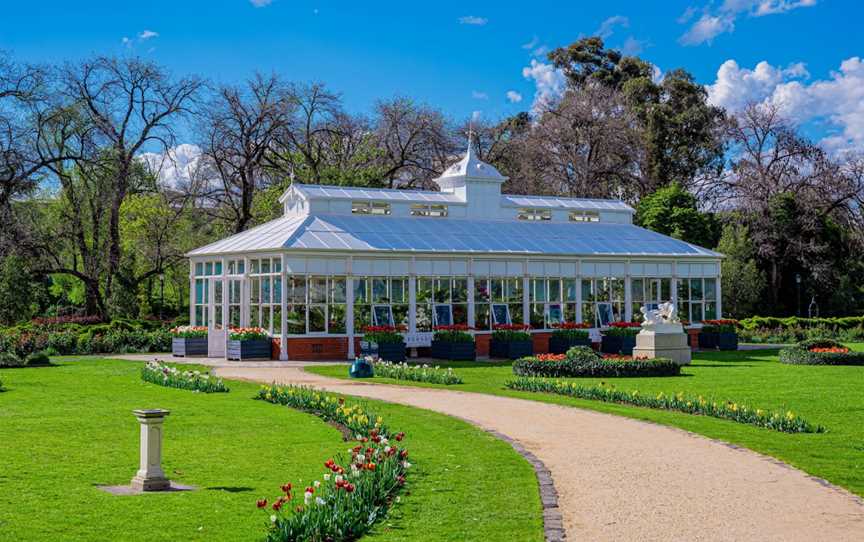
<box><xmin>372</xmin><ymin>304</ymin><xmax>395</xmax><ymax>327</ymax></box>
<box><xmin>491</xmin><ymin>303</ymin><xmax>511</xmax><ymax>325</ymax></box>
<box><xmin>432</xmin><ymin>303</ymin><xmax>453</xmax><ymax>327</ymax></box>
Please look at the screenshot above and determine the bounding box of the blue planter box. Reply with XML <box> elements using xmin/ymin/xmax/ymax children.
<box><xmin>227</xmin><ymin>339</ymin><xmax>271</xmax><ymax>361</ymax></box>
<box><xmin>172</xmin><ymin>337</ymin><xmax>208</xmax><ymax>357</ymax></box>
<box><xmin>490</xmin><ymin>339</ymin><xmax>533</xmax><ymax>360</ymax></box>
<box><xmin>431</xmin><ymin>340</ymin><xmax>476</xmax><ymax>361</ymax></box>
<box><xmin>701</xmin><ymin>332</ymin><xmax>738</xmax><ymax>350</ymax></box>
<box><xmin>548</xmin><ymin>336</ymin><xmax>592</xmax><ymax>354</ymax></box>
<box><xmin>375</xmin><ymin>341</ymin><xmax>407</xmax><ymax>362</ymax></box>
<box><xmin>698</xmin><ymin>332</ymin><xmax>718</xmax><ymax>349</ymax></box>
<box><xmin>601</xmin><ymin>335</ymin><xmax>637</xmax><ymax>355</ymax></box>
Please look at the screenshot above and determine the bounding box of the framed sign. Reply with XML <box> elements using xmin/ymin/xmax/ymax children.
<box><xmin>433</xmin><ymin>304</ymin><xmax>453</xmax><ymax>327</ymax></box>
<box><xmin>545</xmin><ymin>303</ymin><xmax>563</xmax><ymax>327</ymax></box>
<box><xmin>491</xmin><ymin>303</ymin><xmax>511</xmax><ymax>325</ymax></box>
<box><xmin>596</xmin><ymin>302</ymin><xmax>614</xmax><ymax>327</ymax></box>
<box><xmin>372</xmin><ymin>304</ymin><xmax>394</xmax><ymax>327</ymax></box>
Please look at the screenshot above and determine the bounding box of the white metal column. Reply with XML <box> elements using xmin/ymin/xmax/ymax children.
<box><xmin>408</xmin><ymin>275</ymin><xmax>417</xmax><ymax>333</ymax></box>
<box><xmin>221</xmin><ymin>257</ymin><xmax>229</xmax><ymax>357</ymax></box>
<box><xmin>522</xmin><ymin>275</ymin><xmax>530</xmax><ymax>326</ymax></box>
<box><xmin>280</xmin><ymin>254</ymin><xmax>288</xmax><ymax>361</ymax></box>
<box><xmin>467</xmin><ymin>275</ymin><xmax>475</xmax><ymax>328</ymax></box>
<box><xmin>715</xmin><ymin>273</ymin><xmax>723</xmax><ymax>319</ymax></box>
<box><xmin>346</xmin><ymin>276</ymin><xmax>355</xmax><ymax>359</ymax></box>
<box><xmin>241</xmin><ymin>256</ymin><xmax>250</xmax><ymax>327</ymax></box>
<box><xmin>188</xmin><ymin>261</ymin><xmax>195</xmax><ymax>325</ymax></box>
<box><xmin>575</xmin><ymin>276</ymin><xmax>583</xmax><ymax>324</ymax></box>
<box><xmin>624</xmin><ymin>273</ymin><xmax>633</xmax><ymax>322</ymax></box>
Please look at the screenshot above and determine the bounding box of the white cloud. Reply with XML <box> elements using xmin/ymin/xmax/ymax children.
<box><xmin>139</xmin><ymin>144</ymin><xmax>206</xmax><ymax>190</ymax></box>
<box><xmin>522</xmin><ymin>59</ymin><xmax>567</xmax><ymax>115</ymax></box>
<box><xmin>522</xmin><ymin>36</ymin><xmax>539</xmax><ymax>50</ymax></box>
<box><xmin>471</xmin><ymin>90</ymin><xmax>489</xmax><ymax>100</ymax></box>
<box><xmin>138</xmin><ymin>30</ymin><xmax>158</xmax><ymax>40</ymax></box>
<box><xmin>459</xmin><ymin>15</ymin><xmax>488</xmax><ymax>26</ymax></box>
<box><xmin>679</xmin><ymin>0</ymin><xmax>817</xmax><ymax>45</ymax></box>
<box><xmin>506</xmin><ymin>90</ymin><xmax>523</xmax><ymax>103</ymax></box>
<box><xmin>706</xmin><ymin>57</ymin><xmax>864</xmax><ymax>153</ymax></box>
<box><xmin>620</xmin><ymin>36</ymin><xmax>646</xmax><ymax>56</ymax></box>
<box><xmin>596</xmin><ymin>15</ymin><xmax>629</xmax><ymax>39</ymax></box>
<box><xmin>250</xmin><ymin>0</ymin><xmax>273</xmax><ymax>7</ymax></box>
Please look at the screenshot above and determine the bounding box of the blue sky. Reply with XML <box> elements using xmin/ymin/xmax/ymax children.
<box><xmin>2</xmin><ymin>1</ymin><xmax>862</xmax><ymax>151</ymax></box>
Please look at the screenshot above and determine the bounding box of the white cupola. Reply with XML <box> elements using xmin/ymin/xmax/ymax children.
<box><xmin>434</xmin><ymin>138</ymin><xmax>507</xmax><ymax>218</ymax></box>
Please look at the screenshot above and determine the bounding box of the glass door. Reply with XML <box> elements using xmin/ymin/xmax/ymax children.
<box><xmin>207</xmin><ymin>277</ymin><xmax>226</xmax><ymax>357</ymax></box>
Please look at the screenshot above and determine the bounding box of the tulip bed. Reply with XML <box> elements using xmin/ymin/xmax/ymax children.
<box><xmin>779</xmin><ymin>339</ymin><xmax>864</xmax><ymax>365</ymax></box>
<box><xmin>505</xmin><ymin>377</ymin><xmax>823</xmax><ymax>433</ymax></box>
<box><xmin>256</xmin><ymin>384</ymin><xmax>410</xmax><ymax>541</ymax></box>
<box><xmin>512</xmin><ymin>347</ymin><xmax>681</xmax><ymax>378</ymax></box>
<box><xmin>140</xmin><ymin>360</ymin><xmax>230</xmax><ymax>393</ymax></box>
<box><xmin>373</xmin><ymin>359</ymin><xmax>464</xmax><ymax>385</ymax></box>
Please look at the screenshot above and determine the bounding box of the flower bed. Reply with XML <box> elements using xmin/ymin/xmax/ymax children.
<box><xmin>512</xmin><ymin>346</ymin><xmax>681</xmax><ymax>378</ymax></box>
<box><xmin>227</xmin><ymin>327</ymin><xmax>271</xmax><ymax>360</ymax></box>
<box><xmin>490</xmin><ymin>324</ymin><xmax>533</xmax><ymax>359</ymax></box>
<box><xmin>171</xmin><ymin>325</ymin><xmax>209</xmax><ymax>357</ymax></box>
<box><xmin>431</xmin><ymin>325</ymin><xmax>475</xmax><ymax>361</ymax></box>
<box><xmin>140</xmin><ymin>360</ymin><xmax>229</xmax><ymax>393</ymax></box>
<box><xmin>549</xmin><ymin>323</ymin><xmax>591</xmax><ymax>354</ymax></box>
<box><xmin>600</xmin><ymin>322</ymin><xmax>641</xmax><ymax>355</ymax></box>
<box><xmin>372</xmin><ymin>357</ymin><xmax>463</xmax><ymax>385</ymax></box>
<box><xmin>256</xmin><ymin>385</ymin><xmax>410</xmax><ymax>542</ymax></box>
<box><xmin>779</xmin><ymin>339</ymin><xmax>864</xmax><ymax>366</ymax></box>
<box><xmin>505</xmin><ymin>378</ymin><xmax>823</xmax><ymax>433</ymax></box>
<box><xmin>362</xmin><ymin>326</ymin><xmax>406</xmax><ymax>362</ymax></box>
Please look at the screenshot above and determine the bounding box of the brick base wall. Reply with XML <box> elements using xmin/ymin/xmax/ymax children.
<box><xmin>685</xmin><ymin>328</ymin><xmax>700</xmax><ymax>350</ymax></box>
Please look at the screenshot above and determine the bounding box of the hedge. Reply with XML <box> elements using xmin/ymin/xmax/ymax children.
<box><xmin>739</xmin><ymin>316</ymin><xmax>864</xmax><ymax>331</ymax></box>
<box><xmin>512</xmin><ymin>347</ymin><xmax>681</xmax><ymax>378</ymax></box>
<box><xmin>779</xmin><ymin>338</ymin><xmax>864</xmax><ymax>366</ymax></box>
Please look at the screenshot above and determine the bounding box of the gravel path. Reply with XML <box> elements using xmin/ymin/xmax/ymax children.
<box><xmin>214</xmin><ymin>365</ymin><xmax>864</xmax><ymax>541</ymax></box>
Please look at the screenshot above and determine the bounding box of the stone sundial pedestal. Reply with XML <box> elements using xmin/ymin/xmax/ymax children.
<box><xmin>631</xmin><ymin>303</ymin><xmax>692</xmax><ymax>366</ymax></box>
<box><xmin>131</xmin><ymin>409</ymin><xmax>171</xmax><ymax>491</ymax></box>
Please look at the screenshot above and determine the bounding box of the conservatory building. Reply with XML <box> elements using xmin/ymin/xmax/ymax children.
<box><xmin>187</xmin><ymin>143</ymin><xmax>722</xmax><ymax>360</ymax></box>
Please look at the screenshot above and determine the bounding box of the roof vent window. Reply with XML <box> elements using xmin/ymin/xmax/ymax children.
<box><xmin>410</xmin><ymin>203</ymin><xmax>448</xmax><ymax>217</ymax></box>
<box><xmin>352</xmin><ymin>201</ymin><xmax>391</xmax><ymax>215</ymax></box>
<box><xmin>517</xmin><ymin>208</ymin><xmax>552</xmax><ymax>221</ymax></box>
<box><xmin>568</xmin><ymin>210</ymin><xmax>600</xmax><ymax>222</ymax></box>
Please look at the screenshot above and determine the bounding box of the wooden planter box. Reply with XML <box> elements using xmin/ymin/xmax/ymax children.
<box><xmin>698</xmin><ymin>332</ymin><xmax>718</xmax><ymax>349</ymax></box>
<box><xmin>172</xmin><ymin>337</ymin><xmax>208</xmax><ymax>357</ymax></box>
<box><xmin>227</xmin><ymin>339</ymin><xmax>272</xmax><ymax>361</ymax></box>
<box><xmin>375</xmin><ymin>341</ymin><xmax>407</xmax><ymax>362</ymax></box>
<box><xmin>489</xmin><ymin>339</ymin><xmax>533</xmax><ymax>360</ymax></box>
<box><xmin>698</xmin><ymin>332</ymin><xmax>738</xmax><ymax>350</ymax></box>
<box><xmin>601</xmin><ymin>335</ymin><xmax>637</xmax><ymax>355</ymax></box>
<box><xmin>548</xmin><ymin>336</ymin><xmax>592</xmax><ymax>354</ymax></box>
<box><xmin>431</xmin><ymin>340</ymin><xmax>476</xmax><ymax>361</ymax></box>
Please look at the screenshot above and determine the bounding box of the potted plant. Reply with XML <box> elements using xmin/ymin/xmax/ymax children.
<box><xmin>700</xmin><ymin>319</ymin><xmax>739</xmax><ymax>351</ymax></box>
<box><xmin>490</xmin><ymin>324</ymin><xmax>533</xmax><ymax>360</ymax></box>
<box><xmin>549</xmin><ymin>322</ymin><xmax>591</xmax><ymax>354</ymax></box>
<box><xmin>362</xmin><ymin>326</ymin><xmax>406</xmax><ymax>362</ymax></box>
<box><xmin>600</xmin><ymin>322</ymin><xmax>641</xmax><ymax>355</ymax></box>
<box><xmin>227</xmin><ymin>327</ymin><xmax>271</xmax><ymax>360</ymax></box>
<box><xmin>431</xmin><ymin>325</ymin><xmax>476</xmax><ymax>361</ymax></box>
<box><xmin>171</xmin><ymin>326</ymin><xmax>208</xmax><ymax>357</ymax></box>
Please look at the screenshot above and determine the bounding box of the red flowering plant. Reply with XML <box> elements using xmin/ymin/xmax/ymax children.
<box><xmin>701</xmin><ymin>319</ymin><xmax>739</xmax><ymax>333</ymax></box>
<box><xmin>362</xmin><ymin>325</ymin><xmax>406</xmax><ymax>344</ymax></box>
<box><xmin>170</xmin><ymin>326</ymin><xmax>208</xmax><ymax>338</ymax></box>
<box><xmin>256</xmin><ymin>385</ymin><xmax>410</xmax><ymax>542</ymax></box>
<box><xmin>229</xmin><ymin>327</ymin><xmax>269</xmax><ymax>341</ymax></box>
<box><xmin>535</xmin><ymin>353</ymin><xmax>566</xmax><ymax>362</ymax></box>
<box><xmin>491</xmin><ymin>323</ymin><xmax>532</xmax><ymax>342</ymax></box>
<box><xmin>432</xmin><ymin>324</ymin><xmax>474</xmax><ymax>343</ymax></box>
<box><xmin>550</xmin><ymin>322</ymin><xmax>590</xmax><ymax>340</ymax></box>
<box><xmin>601</xmin><ymin>321</ymin><xmax>642</xmax><ymax>337</ymax></box>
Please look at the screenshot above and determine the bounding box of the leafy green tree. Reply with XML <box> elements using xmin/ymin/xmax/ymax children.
<box><xmin>0</xmin><ymin>254</ymin><xmax>34</xmax><ymax>325</ymax></box>
<box><xmin>635</xmin><ymin>183</ymin><xmax>720</xmax><ymax>248</ymax></box>
<box><xmin>716</xmin><ymin>224</ymin><xmax>765</xmax><ymax>318</ymax></box>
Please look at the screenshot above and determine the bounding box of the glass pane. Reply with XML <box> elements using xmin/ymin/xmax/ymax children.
<box><xmin>611</xmin><ymin>279</ymin><xmax>624</xmax><ymax>302</ymax></box>
<box><xmin>506</xmin><ymin>279</ymin><xmax>522</xmax><ymax>303</ymax></box>
<box><xmin>705</xmin><ymin>301</ymin><xmax>717</xmax><ymax>320</ymax></box>
<box><xmin>509</xmin><ymin>303</ymin><xmax>523</xmax><ymax>324</ymax></box>
<box><xmin>205</xmin><ymin>262</ymin><xmax>213</xmax><ymax>276</ymax></box>
<box><xmin>262</xmin><ymin>277</ymin><xmax>271</xmax><ymax>304</ymax></box>
<box><xmin>434</xmin><ymin>278</ymin><xmax>451</xmax><ymax>303</ymax></box>
<box><xmin>228</xmin><ymin>260</ymin><xmax>236</xmax><ymax>275</ymax></box>
<box><xmin>581</xmin><ymin>280</ymin><xmax>593</xmax><ymax>302</ymax></box>
<box><xmin>597</xmin><ymin>279</ymin><xmax>610</xmax><ymax>300</ymax></box>
<box><xmin>564</xmin><ymin>303</ymin><xmax>577</xmax><ymax>323</ymax></box>
<box><xmin>533</xmin><ymin>279</ymin><xmax>547</xmax><ymax>303</ymax></box>
<box><xmin>194</xmin><ymin>306</ymin><xmax>203</xmax><ymax>326</ymax></box>
<box><xmin>691</xmin><ymin>302</ymin><xmax>703</xmax><ymax>322</ymax></box>
<box><xmin>661</xmin><ymin>278</ymin><xmax>671</xmax><ymax>301</ymax></box>
<box><xmin>273</xmin><ymin>305</ymin><xmax>282</xmax><ymax>334</ymax></box>
<box><xmin>331</xmin><ymin>278</ymin><xmax>346</xmax><ymax>303</ymax></box>
<box><xmin>549</xmin><ymin>279</ymin><xmax>562</xmax><ymax>302</ymax></box>
<box><xmin>475</xmin><ymin>278</ymin><xmax>490</xmax><ymax>302</ymax></box>
<box><xmin>417</xmin><ymin>278</ymin><xmax>433</xmax><ymax>303</ymax></box>
<box><xmin>250</xmin><ymin>259</ymin><xmax>259</xmax><ymax>274</ymax></box>
<box><xmin>309</xmin><ymin>306</ymin><xmax>326</xmax><ymax>332</ymax></box>
<box><xmin>291</xmin><ymin>277</ymin><xmax>307</xmax><ymax>304</ymax></box>
<box><xmin>491</xmin><ymin>279</ymin><xmax>504</xmax><ymax>302</ymax></box>
<box><xmin>273</xmin><ymin>258</ymin><xmax>282</xmax><ymax>273</ymax></box>
<box><xmin>581</xmin><ymin>303</ymin><xmax>594</xmax><ymax>326</ymax></box>
<box><xmin>452</xmin><ymin>278</ymin><xmax>468</xmax><ymax>303</ymax></box>
<box><xmin>310</xmin><ymin>277</ymin><xmax>327</xmax><ymax>304</ymax></box>
<box><xmin>453</xmin><ymin>304</ymin><xmax>468</xmax><ymax>325</ymax></box>
<box><xmin>354</xmin><ymin>305</ymin><xmax>371</xmax><ymax>332</ymax></box>
<box><xmin>372</xmin><ymin>278</ymin><xmax>388</xmax><ymax>303</ymax></box>
<box><xmin>287</xmin><ymin>305</ymin><xmax>306</xmax><ymax>334</ymax></box>
<box><xmin>215</xmin><ymin>261</ymin><xmax>223</xmax><ymax>275</ymax></box>
<box><xmin>238</xmin><ymin>260</ymin><xmax>245</xmax><ymax>274</ymax></box>
<box><xmin>393</xmin><ymin>305</ymin><xmax>409</xmax><ymax>327</ymax></box>
<box><xmin>261</xmin><ymin>259</ymin><xmax>270</xmax><ymax>274</ymax></box>
<box><xmin>273</xmin><ymin>277</ymin><xmax>282</xmax><ymax>303</ymax></box>
<box><xmin>631</xmin><ymin>278</ymin><xmax>644</xmax><ymax>302</ymax></box>
<box><xmin>250</xmin><ymin>305</ymin><xmax>260</xmax><ymax>327</ymax></box>
<box><xmin>353</xmin><ymin>277</ymin><xmax>368</xmax><ymax>304</ymax></box>
<box><xmin>416</xmin><ymin>303</ymin><xmax>432</xmax><ymax>331</ymax></box>
<box><xmin>328</xmin><ymin>304</ymin><xmax>346</xmax><ymax>333</ymax></box>
<box><xmin>230</xmin><ymin>280</ymin><xmax>241</xmax><ymax>303</ymax></box>
<box><xmin>195</xmin><ymin>279</ymin><xmax>204</xmax><ymax>304</ymax></box>
<box><xmin>690</xmin><ymin>278</ymin><xmax>704</xmax><ymax>301</ymax></box>
<box><xmin>214</xmin><ymin>280</ymin><xmax>223</xmax><ymax>304</ymax></box>
<box><xmin>677</xmin><ymin>279</ymin><xmax>689</xmax><ymax>301</ymax></box>
<box><xmin>391</xmin><ymin>278</ymin><xmax>406</xmax><ymax>304</ymax></box>
<box><xmin>261</xmin><ymin>306</ymin><xmax>271</xmax><ymax>333</ymax></box>
<box><xmin>229</xmin><ymin>306</ymin><xmax>240</xmax><ymax>328</ymax></box>
<box><xmin>546</xmin><ymin>303</ymin><xmax>563</xmax><ymax>327</ymax></box>
<box><xmin>564</xmin><ymin>279</ymin><xmax>577</xmax><ymax>302</ymax></box>
<box><xmin>250</xmin><ymin>278</ymin><xmax>260</xmax><ymax>303</ymax></box>
<box><xmin>195</xmin><ymin>262</ymin><xmax>203</xmax><ymax>276</ymax></box>
<box><xmin>704</xmin><ymin>278</ymin><xmax>717</xmax><ymax>301</ymax></box>
<box><xmin>530</xmin><ymin>304</ymin><xmax>544</xmax><ymax>329</ymax></box>
<box><xmin>679</xmin><ymin>301</ymin><xmax>690</xmax><ymax>322</ymax></box>
<box><xmin>476</xmin><ymin>304</ymin><xmax>490</xmax><ymax>329</ymax></box>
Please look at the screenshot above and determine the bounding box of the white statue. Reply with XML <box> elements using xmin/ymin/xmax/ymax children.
<box><xmin>640</xmin><ymin>302</ymin><xmax>682</xmax><ymax>333</ymax></box>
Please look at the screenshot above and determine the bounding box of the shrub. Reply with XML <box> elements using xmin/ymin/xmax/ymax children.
<box><xmin>432</xmin><ymin>325</ymin><xmax>473</xmax><ymax>343</ymax></box>
<box><xmin>141</xmin><ymin>361</ymin><xmax>229</xmax><ymax>393</ymax></box>
<box><xmin>362</xmin><ymin>326</ymin><xmax>405</xmax><ymax>344</ymax></box>
<box><xmin>25</xmin><ymin>351</ymin><xmax>51</xmax><ymax>366</ymax></box>
<box><xmin>0</xmin><ymin>351</ymin><xmax>23</xmax><ymax>367</ymax></box>
<box><xmin>505</xmin><ymin>378</ymin><xmax>823</xmax><ymax>433</ymax></box>
<box><xmin>512</xmin><ymin>346</ymin><xmax>681</xmax><ymax>378</ymax></box>
<box><xmin>550</xmin><ymin>323</ymin><xmax>590</xmax><ymax>340</ymax></box>
<box><xmin>491</xmin><ymin>324</ymin><xmax>531</xmax><ymax>342</ymax></box>
<box><xmin>229</xmin><ymin>327</ymin><xmax>270</xmax><ymax>341</ymax></box>
<box><xmin>739</xmin><ymin>316</ymin><xmax>864</xmax><ymax>332</ymax></box>
<box><xmin>779</xmin><ymin>339</ymin><xmax>864</xmax><ymax>366</ymax></box>
<box><xmin>171</xmin><ymin>325</ymin><xmax>208</xmax><ymax>338</ymax></box>
<box><xmin>601</xmin><ymin>322</ymin><xmax>642</xmax><ymax>337</ymax></box>
<box><xmin>372</xmin><ymin>358</ymin><xmax>463</xmax><ymax>385</ymax></box>
<box><xmin>256</xmin><ymin>385</ymin><xmax>409</xmax><ymax>542</ymax></box>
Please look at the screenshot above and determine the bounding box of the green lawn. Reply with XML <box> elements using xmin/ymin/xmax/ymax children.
<box><xmin>309</xmin><ymin>346</ymin><xmax>864</xmax><ymax>497</ymax></box>
<box><xmin>0</xmin><ymin>358</ymin><xmax>543</xmax><ymax>541</ymax></box>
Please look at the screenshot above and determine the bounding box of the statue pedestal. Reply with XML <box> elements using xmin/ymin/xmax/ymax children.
<box><xmin>632</xmin><ymin>331</ymin><xmax>691</xmax><ymax>365</ymax></box>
